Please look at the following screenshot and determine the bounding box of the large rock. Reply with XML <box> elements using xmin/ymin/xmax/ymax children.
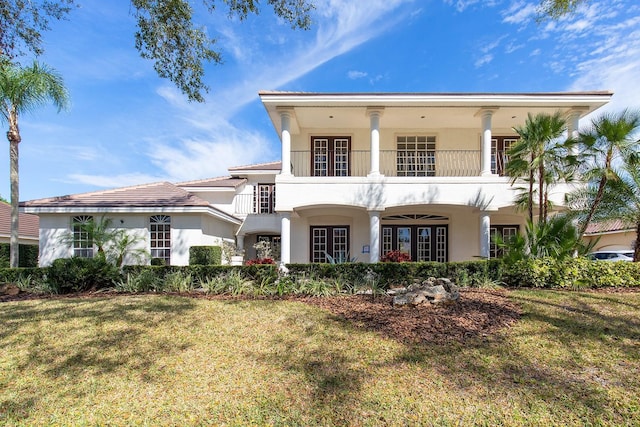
<box><xmin>392</xmin><ymin>277</ymin><xmax>459</xmax><ymax>307</ymax></box>
<box><xmin>0</xmin><ymin>283</ymin><xmax>21</xmax><ymax>296</ymax></box>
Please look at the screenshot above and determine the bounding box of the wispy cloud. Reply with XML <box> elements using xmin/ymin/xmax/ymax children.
<box><xmin>501</xmin><ymin>1</ymin><xmax>537</xmax><ymax>24</ymax></box>
<box><xmin>348</xmin><ymin>70</ymin><xmax>368</xmax><ymax>79</ymax></box>
<box><xmin>63</xmin><ymin>0</ymin><xmax>417</xmax><ymax>190</ymax></box>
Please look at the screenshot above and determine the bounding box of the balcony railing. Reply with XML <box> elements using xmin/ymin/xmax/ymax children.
<box><xmin>234</xmin><ymin>193</ymin><xmax>276</xmax><ymax>215</ymax></box>
<box><xmin>291</xmin><ymin>150</ymin><xmax>491</xmax><ymax>177</ymax></box>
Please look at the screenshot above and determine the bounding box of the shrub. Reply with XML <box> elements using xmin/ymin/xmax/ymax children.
<box><xmin>502</xmin><ymin>257</ymin><xmax>640</xmax><ymax>288</ymax></box>
<box><xmin>116</xmin><ymin>269</ymin><xmax>162</xmax><ymax>292</ymax></box>
<box><xmin>190</xmin><ymin>246</ymin><xmax>222</xmax><ymax>265</ymax></box>
<box><xmin>150</xmin><ymin>257</ymin><xmax>166</xmax><ymax>266</ymax></box>
<box><xmin>47</xmin><ymin>257</ymin><xmax>122</xmax><ymax>293</ymax></box>
<box><xmin>380</xmin><ymin>250</ymin><xmax>411</xmax><ymax>262</ymax></box>
<box><xmin>0</xmin><ymin>243</ymin><xmax>39</xmax><ymax>268</ymax></box>
<box><xmin>246</xmin><ymin>257</ymin><xmax>276</xmax><ymax>266</ymax></box>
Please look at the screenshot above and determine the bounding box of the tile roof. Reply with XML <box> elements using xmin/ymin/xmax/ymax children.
<box><xmin>228</xmin><ymin>161</ymin><xmax>281</xmax><ymax>171</ymax></box>
<box><xmin>585</xmin><ymin>220</ymin><xmax>635</xmax><ymax>235</ymax></box>
<box><xmin>0</xmin><ymin>202</ymin><xmax>39</xmax><ymax>239</ymax></box>
<box><xmin>176</xmin><ymin>176</ymin><xmax>247</xmax><ymax>188</ymax></box>
<box><xmin>21</xmin><ymin>182</ymin><xmax>213</xmax><ymax>208</ymax></box>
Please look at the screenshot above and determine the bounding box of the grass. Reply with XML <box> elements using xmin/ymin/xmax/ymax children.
<box><xmin>1</xmin><ymin>290</ymin><xmax>639</xmax><ymax>426</ymax></box>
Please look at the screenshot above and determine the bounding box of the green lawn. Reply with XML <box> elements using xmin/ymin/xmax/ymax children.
<box><xmin>1</xmin><ymin>290</ymin><xmax>639</xmax><ymax>426</ymax></box>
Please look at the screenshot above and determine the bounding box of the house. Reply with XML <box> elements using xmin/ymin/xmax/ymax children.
<box><xmin>0</xmin><ymin>201</ymin><xmax>39</xmax><ymax>245</ymax></box>
<box><xmin>584</xmin><ymin>220</ymin><xmax>636</xmax><ymax>252</ymax></box>
<box><xmin>21</xmin><ymin>91</ymin><xmax>612</xmax><ymax>266</ymax></box>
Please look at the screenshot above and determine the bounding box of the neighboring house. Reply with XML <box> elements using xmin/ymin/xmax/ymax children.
<box><xmin>584</xmin><ymin>220</ymin><xmax>636</xmax><ymax>251</ymax></box>
<box><xmin>0</xmin><ymin>202</ymin><xmax>39</xmax><ymax>245</ymax></box>
<box><xmin>21</xmin><ymin>91</ymin><xmax>612</xmax><ymax>266</ymax></box>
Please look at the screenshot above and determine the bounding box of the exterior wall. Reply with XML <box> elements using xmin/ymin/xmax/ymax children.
<box><xmin>287</xmin><ymin>205</ymin><xmax>527</xmax><ymax>263</ymax></box>
<box><xmin>38</xmin><ymin>215</ymin><xmax>74</xmax><ymax>266</ymax></box>
<box><xmin>275</xmin><ymin>177</ymin><xmax>572</xmax><ymax>212</ymax></box>
<box><xmin>37</xmin><ymin>212</ymin><xmax>237</xmax><ymax>267</ymax></box>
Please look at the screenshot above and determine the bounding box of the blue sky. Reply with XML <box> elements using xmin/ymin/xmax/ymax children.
<box><xmin>3</xmin><ymin>0</ymin><xmax>640</xmax><ymax>201</ymax></box>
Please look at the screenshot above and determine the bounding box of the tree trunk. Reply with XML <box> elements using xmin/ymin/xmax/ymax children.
<box><xmin>538</xmin><ymin>163</ymin><xmax>545</xmax><ymax>224</ymax></box>
<box><xmin>578</xmin><ymin>176</ymin><xmax>607</xmax><ymax>238</ymax></box>
<box><xmin>7</xmin><ymin>117</ymin><xmax>21</xmax><ymax>268</ymax></box>
<box><xmin>634</xmin><ymin>221</ymin><xmax>640</xmax><ymax>262</ymax></box>
<box><xmin>528</xmin><ymin>155</ymin><xmax>534</xmax><ymax>223</ymax></box>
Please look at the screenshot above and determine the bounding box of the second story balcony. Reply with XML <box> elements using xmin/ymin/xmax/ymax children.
<box><xmin>290</xmin><ymin>149</ymin><xmax>511</xmax><ymax>177</ymax></box>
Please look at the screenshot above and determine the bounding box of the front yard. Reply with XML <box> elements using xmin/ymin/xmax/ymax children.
<box><xmin>1</xmin><ymin>289</ymin><xmax>639</xmax><ymax>426</ymax></box>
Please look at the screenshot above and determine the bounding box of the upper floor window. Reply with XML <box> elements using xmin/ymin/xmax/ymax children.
<box><xmin>254</xmin><ymin>184</ymin><xmax>275</xmax><ymax>214</ymax></box>
<box><xmin>491</xmin><ymin>137</ymin><xmax>519</xmax><ymax>176</ymax></box>
<box><xmin>150</xmin><ymin>215</ymin><xmax>171</xmax><ymax>264</ymax></box>
<box><xmin>397</xmin><ymin>136</ymin><xmax>436</xmax><ymax>176</ymax></box>
<box><xmin>312</xmin><ymin>136</ymin><xmax>350</xmax><ymax>177</ymax></box>
<box><xmin>72</xmin><ymin>215</ymin><xmax>94</xmax><ymax>258</ymax></box>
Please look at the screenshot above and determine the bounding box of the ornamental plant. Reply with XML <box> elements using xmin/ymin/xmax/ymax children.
<box><xmin>380</xmin><ymin>250</ymin><xmax>412</xmax><ymax>262</ymax></box>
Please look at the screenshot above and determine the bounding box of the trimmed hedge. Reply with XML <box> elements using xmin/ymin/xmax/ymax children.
<box><xmin>189</xmin><ymin>245</ymin><xmax>222</xmax><ymax>265</ymax></box>
<box><xmin>3</xmin><ymin>257</ymin><xmax>639</xmax><ymax>296</ymax></box>
<box><xmin>0</xmin><ymin>243</ymin><xmax>39</xmax><ymax>268</ymax></box>
<box><xmin>504</xmin><ymin>257</ymin><xmax>640</xmax><ymax>288</ymax></box>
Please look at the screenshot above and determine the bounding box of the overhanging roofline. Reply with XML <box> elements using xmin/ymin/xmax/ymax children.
<box><xmin>22</xmin><ymin>206</ymin><xmax>242</xmax><ymax>225</ymax></box>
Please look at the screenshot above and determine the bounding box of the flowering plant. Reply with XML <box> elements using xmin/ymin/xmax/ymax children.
<box><xmin>245</xmin><ymin>257</ymin><xmax>276</xmax><ymax>266</ymax></box>
<box><xmin>380</xmin><ymin>250</ymin><xmax>411</xmax><ymax>262</ymax></box>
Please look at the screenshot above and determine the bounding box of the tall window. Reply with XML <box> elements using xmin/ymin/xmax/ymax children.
<box><xmin>397</xmin><ymin>136</ymin><xmax>436</xmax><ymax>176</ymax></box>
<box><xmin>491</xmin><ymin>137</ymin><xmax>519</xmax><ymax>176</ymax></box>
<box><xmin>490</xmin><ymin>225</ymin><xmax>519</xmax><ymax>258</ymax></box>
<box><xmin>72</xmin><ymin>215</ymin><xmax>94</xmax><ymax>258</ymax></box>
<box><xmin>381</xmin><ymin>225</ymin><xmax>448</xmax><ymax>262</ymax></box>
<box><xmin>312</xmin><ymin>137</ymin><xmax>350</xmax><ymax>176</ymax></box>
<box><xmin>310</xmin><ymin>226</ymin><xmax>349</xmax><ymax>263</ymax></box>
<box><xmin>150</xmin><ymin>215</ymin><xmax>171</xmax><ymax>264</ymax></box>
<box><xmin>254</xmin><ymin>184</ymin><xmax>275</xmax><ymax>214</ymax></box>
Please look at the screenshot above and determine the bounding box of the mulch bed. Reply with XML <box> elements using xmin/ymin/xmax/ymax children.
<box><xmin>1</xmin><ymin>288</ymin><xmax>522</xmax><ymax>345</ymax></box>
<box><xmin>290</xmin><ymin>289</ymin><xmax>522</xmax><ymax>345</ymax></box>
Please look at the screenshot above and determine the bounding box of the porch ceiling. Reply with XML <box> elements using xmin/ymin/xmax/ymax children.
<box><xmin>259</xmin><ymin>91</ymin><xmax>612</xmax><ymax>134</ymax></box>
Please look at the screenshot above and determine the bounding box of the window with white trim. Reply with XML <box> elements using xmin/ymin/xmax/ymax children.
<box><xmin>490</xmin><ymin>225</ymin><xmax>519</xmax><ymax>258</ymax></box>
<box><xmin>72</xmin><ymin>215</ymin><xmax>94</xmax><ymax>258</ymax></box>
<box><xmin>312</xmin><ymin>137</ymin><xmax>351</xmax><ymax>176</ymax></box>
<box><xmin>397</xmin><ymin>135</ymin><xmax>436</xmax><ymax>176</ymax></box>
<box><xmin>381</xmin><ymin>225</ymin><xmax>448</xmax><ymax>262</ymax></box>
<box><xmin>310</xmin><ymin>226</ymin><xmax>350</xmax><ymax>263</ymax></box>
<box><xmin>491</xmin><ymin>137</ymin><xmax>519</xmax><ymax>176</ymax></box>
<box><xmin>254</xmin><ymin>184</ymin><xmax>275</xmax><ymax>214</ymax></box>
<box><xmin>150</xmin><ymin>215</ymin><xmax>171</xmax><ymax>264</ymax></box>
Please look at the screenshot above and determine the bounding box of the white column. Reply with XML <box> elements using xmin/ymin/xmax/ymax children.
<box><xmin>568</xmin><ymin>110</ymin><xmax>581</xmax><ymax>141</ymax></box>
<box><xmin>280</xmin><ymin>212</ymin><xmax>291</xmax><ymax>265</ymax></box>
<box><xmin>279</xmin><ymin>109</ymin><xmax>292</xmax><ymax>176</ymax></box>
<box><xmin>236</xmin><ymin>234</ymin><xmax>245</xmax><ymax>256</ymax></box>
<box><xmin>367</xmin><ymin>108</ymin><xmax>383</xmax><ymax>177</ymax></box>
<box><xmin>369</xmin><ymin>210</ymin><xmax>381</xmax><ymax>263</ymax></box>
<box><xmin>481</xmin><ymin>109</ymin><xmax>494</xmax><ymax>176</ymax></box>
<box><xmin>480</xmin><ymin>211</ymin><xmax>491</xmax><ymax>259</ymax></box>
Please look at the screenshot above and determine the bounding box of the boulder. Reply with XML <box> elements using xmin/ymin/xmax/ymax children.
<box><xmin>392</xmin><ymin>278</ymin><xmax>459</xmax><ymax>307</ymax></box>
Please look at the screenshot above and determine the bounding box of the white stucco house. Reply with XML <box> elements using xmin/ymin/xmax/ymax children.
<box><xmin>21</xmin><ymin>91</ymin><xmax>612</xmax><ymax>266</ymax></box>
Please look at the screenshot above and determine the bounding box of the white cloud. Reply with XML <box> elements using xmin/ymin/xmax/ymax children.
<box><xmin>475</xmin><ymin>54</ymin><xmax>493</xmax><ymax>67</ymax></box>
<box><xmin>348</xmin><ymin>70</ymin><xmax>368</xmax><ymax>79</ymax></box>
<box><xmin>502</xmin><ymin>1</ymin><xmax>538</xmax><ymax>24</ymax></box>
<box><xmin>443</xmin><ymin>0</ymin><xmax>481</xmax><ymax>12</ymax></box>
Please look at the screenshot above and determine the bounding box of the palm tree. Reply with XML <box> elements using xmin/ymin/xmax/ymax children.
<box><xmin>572</xmin><ymin>110</ymin><xmax>640</xmax><ymax>238</ymax></box>
<box><xmin>0</xmin><ymin>59</ymin><xmax>69</xmax><ymax>267</ymax></box>
<box><xmin>583</xmin><ymin>163</ymin><xmax>640</xmax><ymax>261</ymax></box>
<box><xmin>506</xmin><ymin>111</ymin><xmax>572</xmax><ymax>224</ymax></box>
<box><xmin>494</xmin><ymin>214</ymin><xmax>595</xmax><ymax>264</ymax></box>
